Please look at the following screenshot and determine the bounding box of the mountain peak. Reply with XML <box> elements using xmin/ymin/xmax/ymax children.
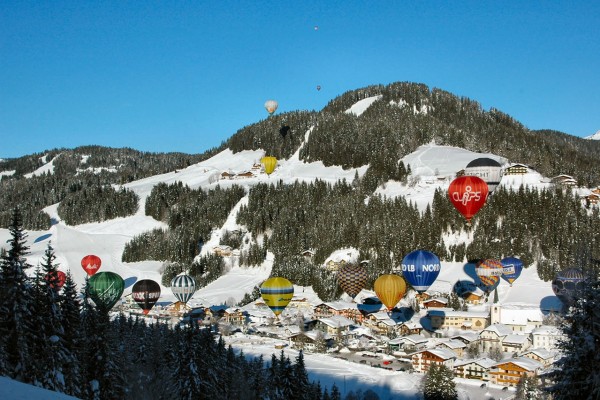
<box><xmin>585</xmin><ymin>130</ymin><xmax>600</xmax><ymax>140</ymax></box>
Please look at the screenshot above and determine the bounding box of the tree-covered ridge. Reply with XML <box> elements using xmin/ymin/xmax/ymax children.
<box><xmin>0</xmin><ymin>146</ymin><xmax>209</xmax><ymax>229</ymax></box>
<box><xmin>233</xmin><ymin>179</ymin><xmax>599</xmax><ymax>301</ymax></box>
<box><xmin>57</xmin><ymin>185</ymin><xmax>139</xmax><ymax>225</ymax></box>
<box><xmin>123</xmin><ymin>183</ymin><xmax>246</xmax><ymax>264</ymax></box>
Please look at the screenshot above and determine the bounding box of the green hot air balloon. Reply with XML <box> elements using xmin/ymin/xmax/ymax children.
<box><xmin>88</xmin><ymin>271</ymin><xmax>125</xmax><ymax>312</ymax></box>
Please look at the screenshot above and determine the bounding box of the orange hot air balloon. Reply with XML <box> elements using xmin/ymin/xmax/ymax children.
<box><xmin>373</xmin><ymin>274</ymin><xmax>407</xmax><ymax>311</ymax></box>
<box><xmin>45</xmin><ymin>270</ymin><xmax>67</xmax><ymax>290</ymax></box>
<box><xmin>81</xmin><ymin>255</ymin><xmax>102</xmax><ymax>276</ymax></box>
<box><xmin>448</xmin><ymin>176</ymin><xmax>489</xmax><ymax>223</ymax></box>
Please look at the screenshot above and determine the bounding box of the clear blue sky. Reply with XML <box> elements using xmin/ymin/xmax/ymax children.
<box><xmin>1</xmin><ymin>1</ymin><xmax>599</xmax><ymax>159</ymax></box>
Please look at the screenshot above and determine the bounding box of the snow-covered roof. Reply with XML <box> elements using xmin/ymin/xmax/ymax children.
<box><xmin>318</xmin><ymin>315</ymin><xmax>355</xmax><ymax>328</ymax></box>
<box><xmin>520</xmin><ymin>348</ymin><xmax>556</xmax><ymax>360</ymax></box>
<box><xmin>454</xmin><ymin>357</ymin><xmax>496</xmax><ymax>369</ymax></box>
<box><xmin>502</xmin><ymin>334</ymin><xmax>530</xmax><ymax>345</ymax></box>
<box><xmin>494</xmin><ymin>357</ymin><xmax>543</xmax><ymax>372</ymax></box>
<box><xmin>427</xmin><ymin>309</ymin><xmax>489</xmax><ymax>318</ymax></box>
<box><xmin>497</xmin><ymin>305</ymin><xmax>543</xmax><ymax>325</ymax></box>
<box><xmin>531</xmin><ymin>325</ymin><xmax>562</xmax><ymax>336</ymax></box>
<box><xmin>481</xmin><ymin>323</ymin><xmax>513</xmax><ymax>337</ymax></box>
<box><xmin>411</xmin><ymin>348</ymin><xmax>457</xmax><ymax>360</ymax></box>
<box><xmin>437</xmin><ymin>339</ymin><xmax>467</xmax><ymax>349</ymax></box>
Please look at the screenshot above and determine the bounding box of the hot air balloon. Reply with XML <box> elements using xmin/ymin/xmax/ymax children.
<box><xmin>373</xmin><ymin>274</ymin><xmax>407</xmax><ymax>311</ymax></box>
<box><xmin>401</xmin><ymin>250</ymin><xmax>441</xmax><ymax>293</ymax></box>
<box><xmin>316</xmin><ymin>85</ymin><xmax>321</xmax><ymax>91</ymax></box>
<box><xmin>88</xmin><ymin>271</ymin><xmax>124</xmax><ymax>312</ymax></box>
<box><xmin>448</xmin><ymin>176</ymin><xmax>489</xmax><ymax>224</ymax></box>
<box><xmin>264</xmin><ymin>100</ymin><xmax>278</xmax><ymax>116</ymax></box>
<box><xmin>260</xmin><ymin>277</ymin><xmax>294</xmax><ymax>317</ymax></box>
<box><xmin>261</xmin><ymin>156</ymin><xmax>277</xmax><ymax>176</ymax></box>
<box><xmin>500</xmin><ymin>256</ymin><xmax>524</xmax><ymax>286</ymax></box>
<box><xmin>171</xmin><ymin>274</ymin><xmax>197</xmax><ymax>304</ymax></box>
<box><xmin>475</xmin><ymin>259</ymin><xmax>503</xmax><ymax>292</ymax></box>
<box><xmin>464</xmin><ymin>157</ymin><xmax>503</xmax><ymax>193</ymax></box>
<box><xmin>552</xmin><ymin>268</ymin><xmax>586</xmax><ymax>306</ymax></box>
<box><xmin>81</xmin><ymin>254</ymin><xmax>101</xmax><ymax>276</ymax></box>
<box><xmin>337</xmin><ymin>264</ymin><xmax>368</xmax><ymax>299</ymax></box>
<box><xmin>132</xmin><ymin>279</ymin><xmax>161</xmax><ymax>315</ymax></box>
<box><xmin>45</xmin><ymin>270</ymin><xmax>66</xmax><ymax>290</ymax></box>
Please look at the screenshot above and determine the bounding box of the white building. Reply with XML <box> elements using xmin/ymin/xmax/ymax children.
<box><xmin>530</xmin><ymin>325</ymin><xmax>564</xmax><ymax>351</ymax></box>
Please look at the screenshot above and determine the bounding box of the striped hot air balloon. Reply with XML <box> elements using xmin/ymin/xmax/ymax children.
<box><xmin>171</xmin><ymin>274</ymin><xmax>197</xmax><ymax>304</ymax></box>
<box><xmin>475</xmin><ymin>259</ymin><xmax>503</xmax><ymax>292</ymax></box>
<box><xmin>260</xmin><ymin>277</ymin><xmax>294</xmax><ymax>317</ymax></box>
<box><xmin>373</xmin><ymin>274</ymin><xmax>407</xmax><ymax>311</ymax></box>
<box><xmin>552</xmin><ymin>268</ymin><xmax>586</xmax><ymax>306</ymax></box>
<box><xmin>337</xmin><ymin>264</ymin><xmax>368</xmax><ymax>299</ymax></box>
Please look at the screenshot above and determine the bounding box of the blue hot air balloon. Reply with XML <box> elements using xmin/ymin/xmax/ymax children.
<box><xmin>500</xmin><ymin>256</ymin><xmax>524</xmax><ymax>286</ymax></box>
<box><xmin>400</xmin><ymin>250</ymin><xmax>441</xmax><ymax>293</ymax></box>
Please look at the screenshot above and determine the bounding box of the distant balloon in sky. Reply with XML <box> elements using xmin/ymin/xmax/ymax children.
<box><xmin>316</xmin><ymin>85</ymin><xmax>321</xmax><ymax>91</ymax></box>
<box><xmin>448</xmin><ymin>176</ymin><xmax>489</xmax><ymax>224</ymax></box>
<box><xmin>314</xmin><ymin>25</ymin><xmax>319</xmax><ymax>31</ymax></box>
<box><xmin>464</xmin><ymin>157</ymin><xmax>503</xmax><ymax>193</ymax></box>
<box><xmin>264</xmin><ymin>100</ymin><xmax>278</xmax><ymax>116</ymax></box>
<box><xmin>81</xmin><ymin>254</ymin><xmax>101</xmax><ymax>276</ymax></box>
<box><xmin>401</xmin><ymin>250</ymin><xmax>441</xmax><ymax>293</ymax></box>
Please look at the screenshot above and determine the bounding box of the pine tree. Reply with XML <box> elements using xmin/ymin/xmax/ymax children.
<box><xmin>422</xmin><ymin>364</ymin><xmax>458</xmax><ymax>400</ymax></box>
<box><xmin>0</xmin><ymin>207</ymin><xmax>36</xmax><ymax>381</ymax></box>
<box><xmin>59</xmin><ymin>270</ymin><xmax>82</xmax><ymax>397</ymax></box>
<box><xmin>515</xmin><ymin>375</ymin><xmax>543</xmax><ymax>400</ymax></box>
<box><xmin>547</xmin><ymin>280</ymin><xmax>600</xmax><ymax>399</ymax></box>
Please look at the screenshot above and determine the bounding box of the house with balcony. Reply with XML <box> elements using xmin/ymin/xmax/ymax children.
<box><xmin>436</xmin><ymin>339</ymin><xmax>467</xmax><ymax>358</ymax></box>
<box><xmin>501</xmin><ymin>334</ymin><xmax>531</xmax><ymax>354</ymax></box>
<box><xmin>221</xmin><ymin>307</ymin><xmax>247</xmax><ymax>325</ymax></box>
<box><xmin>489</xmin><ymin>357</ymin><xmax>544</xmax><ymax>387</ymax></box>
<box><xmin>453</xmin><ymin>358</ymin><xmax>495</xmax><ymax>381</ymax></box>
<box><xmin>410</xmin><ymin>348</ymin><xmax>457</xmax><ymax>373</ymax></box>
<box><xmin>479</xmin><ymin>323</ymin><xmax>513</xmax><ymax>353</ymax></box>
<box><xmin>315</xmin><ymin>315</ymin><xmax>355</xmax><ymax>337</ymax></box>
<box><xmin>427</xmin><ymin>309</ymin><xmax>489</xmax><ymax>331</ymax></box>
<box><xmin>519</xmin><ymin>348</ymin><xmax>556</xmax><ymax>368</ymax></box>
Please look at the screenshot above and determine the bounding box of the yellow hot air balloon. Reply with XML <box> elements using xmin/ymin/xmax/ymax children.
<box><xmin>374</xmin><ymin>274</ymin><xmax>407</xmax><ymax>311</ymax></box>
<box><xmin>261</xmin><ymin>156</ymin><xmax>278</xmax><ymax>176</ymax></box>
<box><xmin>261</xmin><ymin>277</ymin><xmax>294</xmax><ymax>317</ymax></box>
<box><xmin>264</xmin><ymin>100</ymin><xmax>278</xmax><ymax>115</ymax></box>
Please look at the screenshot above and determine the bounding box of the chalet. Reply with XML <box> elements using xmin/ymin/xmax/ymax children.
<box><xmin>427</xmin><ymin>309</ymin><xmax>489</xmax><ymax>331</ymax></box>
<box><xmin>530</xmin><ymin>325</ymin><xmax>563</xmax><ymax>351</ymax></box>
<box><xmin>551</xmin><ymin>174</ymin><xmax>577</xmax><ymax>187</ymax></box>
<box><xmin>221</xmin><ymin>307</ymin><xmax>247</xmax><ymax>325</ymax></box>
<box><xmin>422</xmin><ymin>297</ymin><xmax>448</xmax><ymax>309</ymax></box>
<box><xmin>490</xmin><ymin>304</ymin><xmax>543</xmax><ymax>333</ymax></box>
<box><xmin>287</xmin><ymin>295</ymin><xmax>313</xmax><ymax>313</ymax></box>
<box><xmin>489</xmin><ymin>357</ymin><xmax>543</xmax><ymax>387</ymax></box>
<box><xmin>313</xmin><ymin>301</ymin><xmax>366</xmax><ymax>324</ymax></box>
<box><xmin>301</xmin><ymin>249</ymin><xmax>315</xmax><ymax>260</ymax></box>
<box><xmin>325</xmin><ymin>259</ymin><xmax>346</xmax><ymax>271</ymax></box>
<box><xmin>289</xmin><ymin>331</ymin><xmax>333</xmax><ymax>352</ymax></box>
<box><xmin>451</xmin><ymin>333</ymin><xmax>480</xmax><ymax>346</ymax></box>
<box><xmin>436</xmin><ymin>339</ymin><xmax>467</xmax><ymax>358</ymax></box>
<box><xmin>235</xmin><ymin>171</ymin><xmax>254</xmax><ymax>178</ymax></box>
<box><xmin>397</xmin><ymin>320</ymin><xmax>423</xmax><ymax>336</ymax></box>
<box><xmin>388</xmin><ymin>334</ymin><xmax>429</xmax><ymax>353</ymax></box>
<box><xmin>414</xmin><ymin>292</ymin><xmax>433</xmax><ymax>303</ymax></box>
<box><xmin>362</xmin><ymin>311</ymin><xmax>397</xmax><ymax>336</ymax></box>
<box><xmin>213</xmin><ymin>245</ymin><xmax>233</xmax><ymax>257</ymax></box>
<box><xmin>410</xmin><ymin>348</ymin><xmax>457</xmax><ymax>373</ymax></box>
<box><xmin>503</xmin><ymin>163</ymin><xmax>529</xmax><ymax>175</ymax></box>
<box><xmin>479</xmin><ymin>324</ymin><xmax>512</xmax><ymax>352</ymax></box>
<box><xmin>519</xmin><ymin>348</ymin><xmax>556</xmax><ymax>368</ymax></box>
<box><xmin>583</xmin><ymin>192</ymin><xmax>600</xmax><ymax>205</ymax></box>
<box><xmin>453</xmin><ymin>358</ymin><xmax>495</xmax><ymax>381</ymax></box>
<box><xmin>315</xmin><ymin>315</ymin><xmax>355</xmax><ymax>337</ymax></box>
<box><xmin>501</xmin><ymin>334</ymin><xmax>531</xmax><ymax>354</ymax></box>
<box><xmin>220</xmin><ymin>171</ymin><xmax>234</xmax><ymax>179</ymax></box>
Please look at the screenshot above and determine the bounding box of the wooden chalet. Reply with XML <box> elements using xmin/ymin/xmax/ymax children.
<box><xmin>410</xmin><ymin>348</ymin><xmax>457</xmax><ymax>373</ymax></box>
<box><xmin>453</xmin><ymin>358</ymin><xmax>495</xmax><ymax>381</ymax></box>
<box><xmin>551</xmin><ymin>174</ymin><xmax>577</xmax><ymax>187</ymax></box>
<box><xmin>504</xmin><ymin>163</ymin><xmax>529</xmax><ymax>175</ymax></box>
<box><xmin>422</xmin><ymin>297</ymin><xmax>448</xmax><ymax>309</ymax></box>
<box><xmin>489</xmin><ymin>358</ymin><xmax>543</xmax><ymax>387</ymax></box>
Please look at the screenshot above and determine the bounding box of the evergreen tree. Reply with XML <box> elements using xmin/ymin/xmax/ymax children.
<box><xmin>547</xmin><ymin>280</ymin><xmax>600</xmax><ymax>399</ymax></box>
<box><xmin>0</xmin><ymin>207</ymin><xmax>36</xmax><ymax>381</ymax></box>
<box><xmin>515</xmin><ymin>375</ymin><xmax>544</xmax><ymax>400</ymax></box>
<box><xmin>59</xmin><ymin>270</ymin><xmax>83</xmax><ymax>397</ymax></box>
<box><xmin>422</xmin><ymin>364</ymin><xmax>458</xmax><ymax>400</ymax></box>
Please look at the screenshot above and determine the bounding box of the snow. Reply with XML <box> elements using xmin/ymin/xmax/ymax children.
<box><xmin>0</xmin><ymin>133</ymin><xmax>579</xmax><ymax>399</ymax></box>
<box><xmin>0</xmin><ymin>376</ymin><xmax>79</xmax><ymax>400</ymax></box>
<box><xmin>0</xmin><ymin>169</ymin><xmax>16</xmax><ymax>178</ymax></box>
<box><xmin>585</xmin><ymin>129</ymin><xmax>600</xmax><ymax>140</ymax></box>
<box><xmin>24</xmin><ymin>153</ymin><xmax>58</xmax><ymax>178</ymax></box>
<box><xmin>345</xmin><ymin>95</ymin><xmax>382</xmax><ymax>116</ymax></box>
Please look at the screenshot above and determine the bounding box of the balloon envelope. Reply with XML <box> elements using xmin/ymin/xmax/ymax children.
<box><xmin>337</xmin><ymin>264</ymin><xmax>368</xmax><ymax>299</ymax></box>
<box><xmin>464</xmin><ymin>157</ymin><xmax>503</xmax><ymax>193</ymax></box>
<box><xmin>81</xmin><ymin>254</ymin><xmax>102</xmax><ymax>276</ymax></box>
<box><xmin>552</xmin><ymin>268</ymin><xmax>586</xmax><ymax>305</ymax></box>
<box><xmin>88</xmin><ymin>272</ymin><xmax>124</xmax><ymax>312</ymax></box>
<box><xmin>500</xmin><ymin>257</ymin><xmax>524</xmax><ymax>285</ymax></box>
<box><xmin>261</xmin><ymin>156</ymin><xmax>278</xmax><ymax>175</ymax></box>
<box><xmin>448</xmin><ymin>176</ymin><xmax>489</xmax><ymax>223</ymax></box>
<box><xmin>171</xmin><ymin>274</ymin><xmax>197</xmax><ymax>304</ymax></box>
<box><xmin>261</xmin><ymin>277</ymin><xmax>294</xmax><ymax>316</ymax></box>
<box><xmin>264</xmin><ymin>100</ymin><xmax>278</xmax><ymax>115</ymax></box>
<box><xmin>475</xmin><ymin>259</ymin><xmax>503</xmax><ymax>292</ymax></box>
<box><xmin>401</xmin><ymin>250</ymin><xmax>441</xmax><ymax>293</ymax></box>
<box><xmin>373</xmin><ymin>274</ymin><xmax>407</xmax><ymax>311</ymax></box>
<box><xmin>132</xmin><ymin>279</ymin><xmax>161</xmax><ymax>315</ymax></box>
<box><xmin>45</xmin><ymin>270</ymin><xmax>66</xmax><ymax>289</ymax></box>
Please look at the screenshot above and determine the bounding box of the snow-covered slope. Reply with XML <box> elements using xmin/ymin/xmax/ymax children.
<box><xmin>585</xmin><ymin>129</ymin><xmax>600</xmax><ymax>140</ymax></box>
<box><xmin>0</xmin><ymin>377</ymin><xmax>79</xmax><ymax>400</ymax></box>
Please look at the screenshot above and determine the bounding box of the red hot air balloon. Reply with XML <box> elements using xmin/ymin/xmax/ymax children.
<box><xmin>448</xmin><ymin>176</ymin><xmax>489</xmax><ymax>224</ymax></box>
<box><xmin>81</xmin><ymin>255</ymin><xmax>102</xmax><ymax>276</ymax></box>
<box><xmin>45</xmin><ymin>270</ymin><xmax>67</xmax><ymax>290</ymax></box>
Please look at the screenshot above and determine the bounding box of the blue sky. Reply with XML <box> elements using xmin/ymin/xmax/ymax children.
<box><xmin>1</xmin><ymin>1</ymin><xmax>599</xmax><ymax>159</ymax></box>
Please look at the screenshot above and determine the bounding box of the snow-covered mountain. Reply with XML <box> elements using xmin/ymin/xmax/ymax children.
<box><xmin>585</xmin><ymin>130</ymin><xmax>600</xmax><ymax>140</ymax></box>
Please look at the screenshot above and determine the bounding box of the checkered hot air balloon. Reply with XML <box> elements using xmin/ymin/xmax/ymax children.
<box><xmin>170</xmin><ymin>274</ymin><xmax>197</xmax><ymax>304</ymax></box>
<box><xmin>260</xmin><ymin>277</ymin><xmax>294</xmax><ymax>317</ymax></box>
<box><xmin>337</xmin><ymin>264</ymin><xmax>368</xmax><ymax>299</ymax></box>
